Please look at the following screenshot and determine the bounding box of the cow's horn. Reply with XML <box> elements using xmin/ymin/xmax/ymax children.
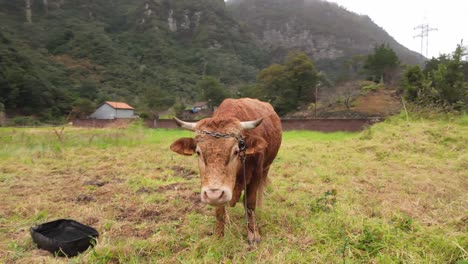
<box><xmin>173</xmin><ymin>117</ymin><xmax>196</xmax><ymax>131</ymax></box>
<box><xmin>240</xmin><ymin>118</ymin><xmax>263</xmax><ymax>130</ymax></box>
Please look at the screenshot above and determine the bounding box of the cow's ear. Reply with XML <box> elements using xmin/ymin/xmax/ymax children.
<box><xmin>245</xmin><ymin>135</ymin><xmax>268</xmax><ymax>155</ymax></box>
<box><xmin>170</xmin><ymin>138</ymin><xmax>196</xmax><ymax>156</ymax></box>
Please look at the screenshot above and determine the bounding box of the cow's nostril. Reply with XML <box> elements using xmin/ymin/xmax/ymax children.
<box><xmin>201</xmin><ymin>188</ymin><xmax>231</xmax><ymax>204</ymax></box>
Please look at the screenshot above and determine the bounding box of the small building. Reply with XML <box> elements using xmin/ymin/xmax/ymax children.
<box><xmin>90</xmin><ymin>101</ymin><xmax>135</xmax><ymax>119</ymax></box>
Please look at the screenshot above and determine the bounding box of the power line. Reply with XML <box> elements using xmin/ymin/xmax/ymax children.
<box><xmin>413</xmin><ymin>23</ymin><xmax>438</xmax><ymax>58</ymax></box>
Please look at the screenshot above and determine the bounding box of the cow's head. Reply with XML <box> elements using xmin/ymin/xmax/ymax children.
<box><xmin>170</xmin><ymin>117</ymin><xmax>267</xmax><ymax>206</ymax></box>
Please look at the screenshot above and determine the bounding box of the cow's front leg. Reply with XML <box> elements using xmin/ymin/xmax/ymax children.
<box><xmin>244</xmin><ymin>155</ymin><xmax>264</xmax><ymax>245</ymax></box>
<box><xmin>245</xmin><ymin>184</ymin><xmax>261</xmax><ymax>245</ymax></box>
<box><xmin>246</xmin><ymin>207</ymin><xmax>261</xmax><ymax>245</ymax></box>
<box><xmin>215</xmin><ymin>205</ymin><xmax>226</xmax><ymax>237</ymax></box>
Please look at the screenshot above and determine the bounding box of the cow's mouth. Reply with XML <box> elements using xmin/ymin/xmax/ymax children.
<box><xmin>200</xmin><ymin>186</ymin><xmax>232</xmax><ymax>205</ymax></box>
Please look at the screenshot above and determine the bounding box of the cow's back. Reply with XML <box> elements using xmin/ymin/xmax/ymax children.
<box><xmin>214</xmin><ymin>98</ymin><xmax>282</xmax><ymax>166</ymax></box>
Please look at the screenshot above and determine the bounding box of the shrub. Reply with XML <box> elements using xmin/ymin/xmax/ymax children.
<box><xmin>7</xmin><ymin>116</ymin><xmax>41</xmax><ymax>126</ymax></box>
<box><xmin>402</xmin><ymin>43</ymin><xmax>468</xmax><ymax>110</ymax></box>
<box><xmin>362</xmin><ymin>82</ymin><xmax>384</xmax><ymax>91</ymax></box>
<box><xmin>138</xmin><ymin>112</ymin><xmax>149</xmax><ymax>119</ymax></box>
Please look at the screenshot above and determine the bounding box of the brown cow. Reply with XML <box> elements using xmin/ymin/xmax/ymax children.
<box><xmin>170</xmin><ymin>98</ymin><xmax>282</xmax><ymax>244</ymax></box>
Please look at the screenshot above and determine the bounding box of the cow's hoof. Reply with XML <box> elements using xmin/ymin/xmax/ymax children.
<box><xmin>215</xmin><ymin>228</ymin><xmax>225</xmax><ymax>238</ymax></box>
<box><xmin>248</xmin><ymin>231</ymin><xmax>261</xmax><ymax>245</ymax></box>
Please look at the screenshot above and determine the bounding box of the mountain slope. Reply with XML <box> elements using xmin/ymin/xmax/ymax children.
<box><xmin>227</xmin><ymin>0</ymin><xmax>423</xmax><ymax>78</ymax></box>
<box><xmin>0</xmin><ymin>0</ymin><xmax>423</xmax><ymax>120</ymax></box>
<box><xmin>0</xmin><ymin>0</ymin><xmax>266</xmax><ymax>119</ymax></box>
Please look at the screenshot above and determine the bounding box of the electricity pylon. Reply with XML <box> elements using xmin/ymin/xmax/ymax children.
<box><xmin>414</xmin><ymin>23</ymin><xmax>438</xmax><ymax>58</ymax></box>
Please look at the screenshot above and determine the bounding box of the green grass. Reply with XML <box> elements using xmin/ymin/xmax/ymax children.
<box><xmin>0</xmin><ymin>114</ymin><xmax>467</xmax><ymax>263</ymax></box>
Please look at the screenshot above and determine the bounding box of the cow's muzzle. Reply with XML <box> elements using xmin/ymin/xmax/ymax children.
<box><xmin>200</xmin><ymin>187</ymin><xmax>232</xmax><ymax>205</ymax></box>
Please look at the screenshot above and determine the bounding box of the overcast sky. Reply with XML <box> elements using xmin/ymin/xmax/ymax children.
<box><xmin>327</xmin><ymin>0</ymin><xmax>467</xmax><ymax>58</ymax></box>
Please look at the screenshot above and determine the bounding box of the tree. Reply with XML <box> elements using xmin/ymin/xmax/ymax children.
<box><xmin>364</xmin><ymin>44</ymin><xmax>400</xmax><ymax>83</ymax></box>
<box><xmin>423</xmin><ymin>55</ymin><xmax>449</xmax><ymax>78</ymax></box>
<box><xmin>72</xmin><ymin>98</ymin><xmax>95</xmax><ymax>118</ymax></box>
<box><xmin>78</xmin><ymin>79</ymin><xmax>98</xmax><ymax>100</ymax></box>
<box><xmin>257</xmin><ymin>63</ymin><xmax>287</xmax><ymax>100</ymax></box>
<box><xmin>432</xmin><ymin>44</ymin><xmax>466</xmax><ymax>105</ymax></box>
<box><xmin>257</xmin><ymin>52</ymin><xmax>319</xmax><ymax>115</ymax></box>
<box><xmin>237</xmin><ymin>84</ymin><xmax>262</xmax><ymax>99</ymax></box>
<box><xmin>196</xmin><ymin>76</ymin><xmax>229</xmax><ymax>107</ymax></box>
<box><xmin>402</xmin><ymin>65</ymin><xmax>425</xmax><ymax>102</ymax></box>
<box><xmin>284</xmin><ymin>52</ymin><xmax>319</xmax><ymax>105</ymax></box>
<box><xmin>0</xmin><ymin>102</ymin><xmax>5</xmax><ymax>126</ymax></box>
<box><xmin>402</xmin><ymin>43</ymin><xmax>468</xmax><ymax>110</ymax></box>
<box><xmin>338</xmin><ymin>55</ymin><xmax>366</xmax><ymax>82</ymax></box>
<box><xmin>332</xmin><ymin>81</ymin><xmax>361</xmax><ymax>110</ymax></box>
<box><xmin>144</xmin><ymin>86</ymin><xmax>175</xmax><ymax>113</ymax></box>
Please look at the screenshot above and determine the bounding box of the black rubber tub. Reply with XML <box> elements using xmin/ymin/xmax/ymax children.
<box><xmin>30</xmin><ymin>219</ymin><xmax>99</xmax><ymax>257</ymax></box>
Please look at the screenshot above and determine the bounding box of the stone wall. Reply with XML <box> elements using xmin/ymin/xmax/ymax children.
<box><xmin>72</xmin><ymin>119</ymin><xmax>134</xmax><ymax>128</ymax></box>
<box><xmin>280</xmin><ymin>119</ymin><xmax>374</xmax><ymax>132</ymax></box>
<box><xmin>147</xmin><ymin>118</ymin><xmax>378</xmax><ymax>132</ymax></box>
<box><xmin>73</xmin><ymin>118</ymin><xmax>378</xmax><ymax>132</ymax></box>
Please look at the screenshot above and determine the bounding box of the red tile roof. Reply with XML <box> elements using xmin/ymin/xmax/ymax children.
<box><xmin>105</xmin><ymin>101</ymin><xmax>134</xmax><ymax>110</ymax></box>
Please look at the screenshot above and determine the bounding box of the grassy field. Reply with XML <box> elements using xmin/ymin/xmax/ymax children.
<box><xmin>0</xmin><ymin>115</ymin><xmax>467</xmax><ymax>263</ymax></box>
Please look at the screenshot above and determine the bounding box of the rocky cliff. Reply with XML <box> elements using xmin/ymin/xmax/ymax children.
<box><xmin>228</xmin><ymin>0</ymin><xmax>423</xmax><ymax>77</ymax></box>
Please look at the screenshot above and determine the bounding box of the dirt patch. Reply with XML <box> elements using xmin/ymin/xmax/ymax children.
<box><xmin>181</xmin><ymin>192</ymin><xmax>204</xmax><ymax>213</ymax></box>
<box><xmin>135</xmin><ymin>183</ymin><xmax>190</xmax><ymax>194</ymax></box>
<box><xmin>120</xmin><ymin>188</ymin><xmax>205</xmax><ymax>224</ymax></box>
<box><xmin>84</xmin><ymin>180</ymin><xmax>108</xmax><ymax>187</ymax></box>
<box><xmin>165</xmin><ymin>190</ymin><xmax>204</xmax><ymax>214</ymax></box>
<box><xmin>156</xmin><ymin>182</ymin><xmax>189</xmax><ymax>192</ymax></box>
<box><xmin>136</xmin><ymin>187</ymin><xmax>154</xmax><ymax>194</ymax></box>
<box><xmin>84</xmin><ymin>216</ymin><xmax>100</xmax><ymax>226</ymax></box>
<box><xmin>139</xmin><ymin>208</ymin><xmax>162</xmax><ymax>218</ymax></box>
<box><xmin>170</xmin><ymin>166</ymin><xmax>197</xmax><ymax>179</ymax></box>
<box><xmin>75</xmin><ymin>194</ymin><xmax>95</xmax><ymax>203</ymax></box>
<box><xmin>454</xmin><ymin>215</ymin><xmax>468</xmax><ymax>232</ymax></box>
<box><xmin>116</xmin><ymin>205</ymin><xmax>162</xmax><ymax>223</ymax></box>
<box><xmin>114</xmin><ymin>224</ymin><xmax>154</xmax><ymax>239</ymax></box>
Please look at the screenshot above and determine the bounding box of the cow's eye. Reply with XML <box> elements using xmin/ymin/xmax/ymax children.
<box><xmin>196</xmin><ymin>150</ymin><xmax>201</xmax><ymax>156</ymax></box>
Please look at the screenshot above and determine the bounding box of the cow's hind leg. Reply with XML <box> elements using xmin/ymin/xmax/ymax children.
<box><xmin>215</xmin><ymin>206</ymin><xmax>226</xmax><ymax>237</ymax></box>
<box><xmin>257</xmin><ymin>166</ymin><xmax>270</xmax><ymax>207</ymax></box>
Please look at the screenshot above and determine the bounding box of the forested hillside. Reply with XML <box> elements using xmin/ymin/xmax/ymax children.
<box><xmin>0</xmin><ymin>0</ymin><xmax>423</xmax><ymax>121</ymax></box>
<box><xmin>0</xmin><ymin>0</ymin><xmax>266</xmax><ymax>121</ymax></box>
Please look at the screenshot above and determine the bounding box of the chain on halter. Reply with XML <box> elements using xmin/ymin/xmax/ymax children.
<box><xmin>200</xmin><ymin>130</ymin><xmax>247</xmax><ymax>153</ymax></box>
<box><xmin>199</xmin><ymin>130</ymin><xmax>250</xmax><ymax>229</ymax></box>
